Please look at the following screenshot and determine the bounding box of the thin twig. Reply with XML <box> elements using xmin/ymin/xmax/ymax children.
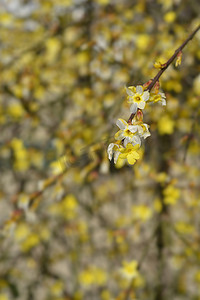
<box><xmin>147</xmin><ymin>24</ymin><xmax>200</xmax><ymax>92</ymax></box>
<box><xmin>128</xmin><ymin>24</ymin><xmax>200</xmax><ymax>123</ymax></box>
<box><xmin>182</xmin><ymin>112</ymin><xmax>199</xmax><ymax>162</ymax></box>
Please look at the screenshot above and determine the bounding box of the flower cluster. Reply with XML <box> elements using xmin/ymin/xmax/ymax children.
<box><xmin>107</xmin><ymin>83</ymin><xmax>166</xmax><ymax>165</ymax></box>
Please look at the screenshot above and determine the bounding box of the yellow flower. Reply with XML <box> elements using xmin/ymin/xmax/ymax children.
<box><xmin>163</xmin><ymin>185</ymin><xmax>180</xmax><ymax>205</ymax></box>
<box><xmin>79</xmin><ymin>269</ymin><xmax>94</xmax><ymax>286</ymax></box>
<box><xmin>118</xmin><ymin>143</ymin><xmax>140</xmax><ymax>165</ymax></box>
<box><xmin>120</xmin><ymin>260</ymin><xmax>139</xmax><ymax>280</ymax></box>
<box><xmin>157</xmin><ymin>115</ymin><xmax>175</xmax><ymax>135</ymax></box>
<box><xmin>11</xmin><ymin>138</ymin><xmax>29</xmax><ymax>171</ymax></box>
<box><xmin>132</xmin><ymin>205</ymin><xmax>152</xmax><ymax>221</ymax></box>
<box><xmin>149</xmin><ymin>91</ymin><xmax>166</xmax><ymax>106</ymax></box>
<box><xmin>175</xmin><ymin>222</ymin><xmax>194</xmax><ymax>235</ymax></box>
<box><xmin>50</xmin><ymin>280</ymin><xmax>64</xmax><ymax>296</ymax></box>
<box><xmin>101</xmin><ymin>290</ymin><xmax>112</xmax><ymax>300</ymax></box>
<box><xmin>62</xmin><ymin>194</ymin><xmax>78</xmax><ymax>220</ymax></box>
<box><xmin>154</xmin><ymin>198</ymin><xmax>162</xmax><ymax>213</ymax></box>
<box><xmin>7</xmin><ymin>101</ymin><xmax>25</xmax><ymax>119</ymax></box>
<box><xmin>154</xmin><ymin>61</ymin><xmax>163</xmax><ymax>69</ymax></box>
<box><xmin>164</xmin><ymin>11</ymin><xmax>176</xmax><ymax>23</ymax></box>
<box><xmin>21</xmin><ymin>233</ymin><xmax>40</xmax><ymax>252</ymax></box>
<box><xmin>0</xmin><ymin>294</ymin><xmax>9</xmax><ymax>300</ymax></box>
<box><xmin>153</xmin><ymin>60</ymin><xmax>166</xmax><ymax>69</ymax></box>
<box><xmin>126</xmin><ymin>85</ymin><xmax>149</xmax><ymax>112</ymax></box>
<box><xmin>194</xmin><ymin>270</ymin><xmax>200</xmax><ymax>283</ymax></box>
<box><xmin>155</xmin><ymin>172</ymin><xmax>168</xmax><ymax>183</ymax></box>
<box><xmin>50</xmin><ymin>157</ymin><xmax>66</xmax><ymax>175</ymax></box>
<box><xmin>114</xmin><ymin>119</ymin><xmax>141</xmax><ymax>147</ymax></box>
<box><xmin>79</xmin><ymin>267</ymin><xmax>107</xmax><ymax>287</ymax></box>
<box><xmin>15</xmin><ymin>223</ymin><xmax>30</xmax><ymax>241</ymax></box>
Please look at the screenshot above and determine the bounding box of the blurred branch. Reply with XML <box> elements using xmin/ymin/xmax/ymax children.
<box><xmin>183</xmin><ymin>112</ymin><xmax>199</xmax><ymax>162</ymax></box>
<box><xmin>154</xmin><ymin>133</ymin><xmax>171</xmax><ymax>300</ymax></box>
<box><xmin>0</xmin><ymin>33</ymin><xmax>50</xmax><ymax>71</ymax></box>
<box><xmin>123</xmin><ymin>226</ymin><xmax>157</xmax><ymax>300</ymax></box>
<box><xmin>2</xmin><ymin>84</ymin><xmax>37</xmax><ymax>118</ymax></box>
<box><xmin>0</xmin><ymin>148</ymin><xmax>100</xmax><ymax>232</ymax></box>
<box><xmin>170</xmin><ymin>226</ymin><xmax>200</xmax><ymax>264</ymax></box>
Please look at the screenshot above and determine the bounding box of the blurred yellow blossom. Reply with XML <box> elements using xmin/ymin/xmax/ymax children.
<box><xmin>163</xmin><ymin>185</ymin><xmax>180</xmax><ymax>205</ymax></box>
<box><xmin>45</xmin><ymin>37</ymin><xmax>61</xmax><ymax>63</ymax></box>
<box><xmin>49</xmin><ymin>194</ymin><xmax>78</xmax><ymax>220</ymax></box>
<box><xmin>62</xmin><ymin>194</ymin><xmax>78</xmax><ymax>219</ymax></box>
<box><xmin>155</xmin><ymin>172</ymin><xmax>168</xmax><ymax>184</ymax></box>
<box><xmin>132</xmin><ymin>205</ymin><xmax>152</xmax><ymax>222</ymax></box>
<box><xmin>79</xmin><ymin>267</ymin><xmax>107</xmax><ymax>286</ymax></box>
<box><xmin>135</xmin><ymin>34</ymin><xmax>150</xmax><ymax>51</ymax></box>
<box><xmin>7</xmin><ymin>102</ymin><xmax>25</xmax><ymax>119</ymax></box>
<box><xmin>175</xmin><ymin>222</ymin><xmax>195</xmax><ymax>235</ymax></box>
<box><xmin>50</xmin><ymin>280</ymin><xmax>64</xmax><ymax>296</ymax></box>
<box><xmin>101</xmin><ymin>290</ymin><xmax>112</xmax><ymax>300</ymax></box>
<box><xmin>195</xmin><ymin>270</ymin><xmax>200</xmax><ymax>283</ymax></box>
<box><xmin>0</xmin><ymin>294</ymin><xmax>9</xmax><ymax>300</ymax></box>
<box><xmin>154</xmin><ymin>198</ymin><xmax>162</xmax><ymax>213</ymax></box>
<box><xmin>21</xmin><ymin>233</ymin><xmax>40</xmax><ymax>252</ymax></box>
<box><xmin>158</xmin><ymin>115</ymin><xmax>175</xmax><ymax>135</ymax></box>
<box><xmin>120</xmin><ymin>260</ymin><xmax>139</xmax><ymax>280</ymax></box>
<box><xmin>11</xmin><ymin>138</ymin><xmax>29</xmax><ymax>171</ymax></box>
<box><xmin>164</xmin><ymin>11</ymin><xmax>176</xmax><ymax>23</ymax></box>
<box><xmin>15</xmin><ymin>223</ymin><xmax>30</xmax><ymax>241</ymax></box>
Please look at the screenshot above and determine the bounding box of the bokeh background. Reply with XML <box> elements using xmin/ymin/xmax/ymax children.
<box><xmin>0</xmin><ymin>0</ymin><xmax>200</xmax><ymax>299</ymax></box>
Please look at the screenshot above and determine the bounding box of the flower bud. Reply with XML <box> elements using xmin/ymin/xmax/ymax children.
<box><xmin>136</xmin><ymin>109</ymin><xmax>143</xmax><ymax>121</ymax></box>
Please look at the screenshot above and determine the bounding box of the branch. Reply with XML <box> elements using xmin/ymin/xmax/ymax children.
<box><xmin>128</xmin><ymin>24</ymin><xmax>200</xmax><ymax>123</ymax></box>
<box><xmin>147</xmin><ymin>24</ymin><xmax>200</xmax><ymax>91</ymax></box>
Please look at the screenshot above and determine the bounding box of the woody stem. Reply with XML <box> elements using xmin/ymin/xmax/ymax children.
<box><xmin>128</xmin><ymin>24</ymin><xmax>200</xmax><ymax>124</ymax></box>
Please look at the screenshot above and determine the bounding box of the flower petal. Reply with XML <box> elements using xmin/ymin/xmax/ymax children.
<box><xmin>132</xmin><ymin>135</ymin><xmax>141</xmax><ymax>146</ymax></box>
<box><xmin>128</xmin><ymin>125</ymin><xmax>138</xmax><ymax>133</ymax></box>
<box><xmin>126</xmin><ymin>143</ymin><xmax>134</xmax><ymax>150</ymax></box>
<box><xmin>132</xmin><ymin>144</ymin><xmax>140</xmax><ymax>151</ymax></box>
<box><xmin>107</xmin><ymin>143</ymin><xmax>114</xmax><ymax>160</ymax></box>
<box><xmin>127</xmin><ymin>154</ymin><xmax>136</xmax><ymax>165</ymax></box>
<box><xmin>116</xmin><ymin>118</ymin><xmax>127</xmax><ymax>130</ymax></box>
<box><xmin>131</xmin><ymin>151</ymin><xmax>140</xmax><ymax>159</ymax></box>
<box><xmin>118</xmin><ymin>152</ymin><xmax>127</xmax><ymax>159</ymax></box>
<box><xmin>115</xmin><ymin>130</ymin><xmax>124</xmax><ymax>140</ymax></box>
<box><xmin>136</xmin><ymin>85</ymin><xmax>143</xmax><ymax>94</ymax></box>
<box><xmin>125</xmin><ymin>86</ymin><xmax>134</xmax><ymax>96</ymax></box>
<box><xmin>114</xmin><ymin>151</ymin><xmax>120</xmax><ymax>164</ymax></box>
<box><xmin>142</xmin><ymin>91</ymin><xmax>150</xmax><ymax>101</ymax></box>
<box><xmin>124</xmin><ymin>137</ymin><xmax>131</xmax><ymax>147</ymax></box>
<box><xmin>137</xmin><ymin>101</ymin><xmax>145</xmax><ymax>109</ymax></box>
<box><xmin>143</xmin><ymin>131</ymin><xmax>151</xmax><ymax>139</ymax></box>
<box><xmin>130</xmin><ymin>103</ymin><xmax>138</xmax><ymax>114</ymax></box>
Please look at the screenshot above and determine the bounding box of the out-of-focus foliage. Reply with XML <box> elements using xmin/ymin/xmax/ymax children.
<box><xmin>0</xmin><ymin>0</ymin><xmax>200</xmax><ymax>299</ymax></box>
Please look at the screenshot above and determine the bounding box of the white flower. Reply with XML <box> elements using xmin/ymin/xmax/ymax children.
<box><xmin>126</xmin><ymin>85</ymin><xmax>150</xmax><ymax>111</ymax></box>
<box><xmin>130</xmin><ymin>103</ymin><xmax>138</xmax><ymax>114</ymax></box>
<box><xmin>137</xmin><ymin>123</ymin><xmax>151</xmax><ymax>139</ymax></box>
<box><xmin>120</xmin><ymin>260</ymin><xmax>139</xmax><ymax>280</ymax></box>
<box><xmin>107</xmin><ymin>143</ymin><xmax>121</xmax><ymax>163</ymax></box>
<box><xmin>115</xmin><ymin>119</ymin><xmax>141</xmax><ymax>147</ymax></box>
<box><xmin>159</xmin><ymin>92</ymin><xmax>166</xmax><ymax>106</ymax></box>
<box><xmin>149</xmin><ymin>91</ymin><xmax>166</xmax><ymax>106</ymax></box>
